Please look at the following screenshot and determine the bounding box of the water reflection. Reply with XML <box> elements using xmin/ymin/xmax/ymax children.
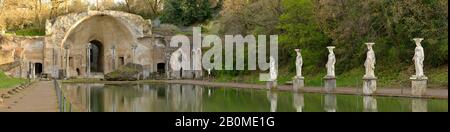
<box><xmin>267</xmin><ymin>91</ymin><xmax>278</xmax><ymax>112</ymax></box>
<box><xmin>324</xmin><ymin>94</ymin><xmax>337</xmax><ymax>112</ymax></box>
<box><xmin>62</xmin><ymin>83</ymin><xmax>447</xmax><ymax>112</ymax></box>
<box><xmin>363</xmin><ymin>96</ymin><xmax>378</xmax><ymax>112</ymax></box>
<box><xmin>292</xmin><ymin>93</ymin><xmax>304</xmax><ymax>112</ymax></box>
<box><xmin>412</xmin><ymin>99</ymin><xmax>428</xmax><ymax>112</ymax></box>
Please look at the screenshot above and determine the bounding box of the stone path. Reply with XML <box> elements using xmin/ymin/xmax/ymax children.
<box><xmin>0</xmin><ymin>81</ymin><xmax>58</xmax><ymax>112</ymax></box>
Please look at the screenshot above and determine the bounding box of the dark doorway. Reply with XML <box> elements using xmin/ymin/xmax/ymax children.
<box><xmin>89</xmin><ymin>40</ymin><xmax>104</xmax><ymax>73</ymax></box>
<box><xmin>76</xmin><ymin>68</ymin><xmax>81</xmax><ymax>76</ymax></box>
<box><xmin>119</xmin><ymin>57</ymin><xmax>125</xmax><ymax>66</ymax></box>
<box><xmin>157</xmin><ymin>63</ymin><xmax>166</xmax><ymax>74</ymax></box>
<box><xmin>34</xmin><ymin>63</ymin><xmax>43</xmax><ymax>76</ymax></box>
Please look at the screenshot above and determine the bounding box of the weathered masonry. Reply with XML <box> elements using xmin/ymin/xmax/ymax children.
<box><xmin>0</xmin><ymin>11</ymin><xmax>181</xmax><ymax>79</ymax></box>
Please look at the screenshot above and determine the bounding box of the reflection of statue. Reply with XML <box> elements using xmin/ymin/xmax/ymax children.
<box><xmin>295</xmin><ymin>49</ymin><xmax>303</xmax><ymax>78</ymax></box>
<box><xmin>324</xmin><ymin>94</ymin><xmax>337</xmax><ymax>112</ymax></box>
<box><xmin>412</xmin><ymin>38</ymin><xmax>426</xmax><ymax>79</ymax></box>
<box><xmin>364</xmin><ymin>43</ymin><xmax>376</xmax><ymax>78</ymax></box>
<box><xmin>293</xmin><ymin>93</ymin><xmax>304</xmax><ymax>112</ymax></box>
<box><xmin>325</xmin><ymin>47</ymin><xmax>336</xmax><ymax>78</ymax></box>
<box><xmin>412</xmin><ymin>99</ymin><xmax>428</xmax><ymax>112</ymax></box>
<box><xmin>267</xmin><ymin>91</ymin><xmax>278</xmax><ymax>112</ymax></box>
<box><xmin>363</xmin><ymin>96</ymin><xmax>378</xmax><ymax>112</ymax></box>
<box><xmin>269</xmin><ymin>56</ymin><xmax>277</xmax><ymax>81</ymax></box>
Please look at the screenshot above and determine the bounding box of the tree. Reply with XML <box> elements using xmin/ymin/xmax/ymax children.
<box><xmin>160</xmin><ymin>0</ymin><xmax>215</xmax><ymax>26</ymax></box>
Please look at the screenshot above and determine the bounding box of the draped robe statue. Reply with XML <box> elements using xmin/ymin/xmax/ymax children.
<box><xmin>325</xmin><ymin>47</ymin><xmax>336</xmax><ymax>78</ymax></box>
<box><xmin>412</xmin><ymin>38</ymin><xmax>426</xmax><ymax>79</ymax></box>
<box><xmin>295</xmin><ymin>49</ymin><xmax>303</xmax><ymax>78</ymax></box>
<box><xmin>364</xmin><ymin>43</ymin><xmax>376</xmax><ymax>78</ymax></box>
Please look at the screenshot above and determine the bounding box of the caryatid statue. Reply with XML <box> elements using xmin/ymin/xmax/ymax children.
<box><xmin>192</xmin><ymin>48</ymin><xmax>202</xmax><ymax>70</ymax></box>
<box><xmin>295</xmin><ymin>49</ymin><xmax>303</xmax><ymax>78</ymax></box>
<box><xmin>364</xmin><ymin>43</ymin><xmax>376</xmax><ymax>78</ymax></box>
<box><xmin>412</xmin><ymin>38</ymin><xmax>426</xmax><ymax>79</ymax></box>
<box><xmin>325</xmin><ymin>46</ymin><xmax>336</xmax><ymax>78</ymax></box>
<box><xmin>269</xmin><ymin>56</ymin><xmax>277</xmax><ymax>81</ymax></box>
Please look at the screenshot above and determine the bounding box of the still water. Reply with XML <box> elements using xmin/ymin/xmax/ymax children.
<box><xmin>62</xmin><ymin>83</ymin><xmax>448</xmax><ymax>112</ymax></box>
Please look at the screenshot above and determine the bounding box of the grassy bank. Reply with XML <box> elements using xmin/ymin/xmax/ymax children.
<box><xmin>0</xmin><ymin>71</ymin><xmax>27</xmax><ymax>89</ymax></box>
<box><xmin>214</xmin><ymin>65</ymin><xmax>448</xmax><ymax>89</ymax></box>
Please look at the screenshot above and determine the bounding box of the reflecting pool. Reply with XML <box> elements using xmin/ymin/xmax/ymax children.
<box><xmin>62</xmin><ymin>83</ymin><xmax>448</xmax><ymax>112</ymax></box>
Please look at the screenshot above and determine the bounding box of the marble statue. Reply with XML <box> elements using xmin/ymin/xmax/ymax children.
<box><xmin>295</xmin><ymin>49</ymin><xmax>303</xmax><ymax>78</ymax></box>
<box><xmin>325</xmin><ymin>46</ymin><xmax>336</xmax><ymax>78</ymax></box>
<box><xmin>269</xmin><ymin>56</ymin><xmax>277</xmax><ymax>81</ymax></box>
<box><xmin>364</xmin><ymin>43</ymin><xmax>376</xmax><ymax>78</ymax></box>
<box><xmin>412</xmin><ymin>38</ymin><xmax>426</xmax><ymax>79</ymax></box>
<box><xmin>207</xmin><ymin>69</ymin><xmax>212</xmax><ymax>76</ymax></box>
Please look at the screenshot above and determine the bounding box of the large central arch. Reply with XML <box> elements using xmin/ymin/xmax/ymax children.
<box><xmin>60</xmin><ymin>14</ymin><xmax>137</xmax><ymax>77</ymax></box>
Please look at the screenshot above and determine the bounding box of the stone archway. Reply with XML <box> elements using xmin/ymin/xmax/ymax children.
<box><xmin>60</xmin><ymin>14</ymin><xmax>137</xmax><ymax>77</ymax></box>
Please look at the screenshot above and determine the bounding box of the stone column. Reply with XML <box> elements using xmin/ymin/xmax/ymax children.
<box><xmin>192</xmin><ymin>48</ymin><xmax>203</xmax><ymax>80</ymax></box>
<box><xmin>131</xmin><ymin>44</ymin><xmax>138</xmax><ymax>64</ymax></box>
<box><xmin>111</xmin><ymin>45</ymin><xmax>116</xmax><ymax>71</ymax></box>
<box><xmin>64</xmin><ymin>44</ymin><xmax>71</xmax><ymax>79</ymax></box>
<box><xmin>86</xmin><ymin>44</ymin><xmax>92</xmax><ymax>77</ymax></box>
<box><xmin>324</xmin><ymin>46</ymin><xmax>336</xmax><ymax>92</ymax></box>
<box><xmin>363</xmin><ymin>43</ymin><xmax>377</xmax><ymax>95</ymax></box>
<box><xmin>293</xmin><ymin>49</ymin><xmax>305</xmax><ymax>91</ymax></box>
<box><xmin>410</xmin><ymin>38</ymin><xmax>427</xmax><ymax>97</ymax></box>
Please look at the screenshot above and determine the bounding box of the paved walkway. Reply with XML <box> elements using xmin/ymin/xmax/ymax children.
<box><xmin>0</xmin><ymin>81</ymin><xmax>58</xmax><ymax>112</ymax></box>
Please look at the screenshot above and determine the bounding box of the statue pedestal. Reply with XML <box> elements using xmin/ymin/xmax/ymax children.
<box><xmin>323</xmin><ymin>76</ymin><xmax>336</xmax><ymax>92</ymax></box>
<box><xmin>411</xmin><ymin>76</ymin><xmax>428</xmax><ymax>97</ymax></box>
<box><xmin>293</xmin><ymin>77</ymin><xmax>305</xmax><ymax>92</ymax></box>
<box><xmin>363</xmin><ymin>77</ymin><xmax>377</xmax><ymax>95</ymax></box>
<box><xmin>193</xmin><ymin>70</ymin><xmax>203</xmax><ymax>80</ymax></box>
<box><xmin>267</xmin><ymin>81</ymin><xmax>277</xmax><ymax>89</ymax></box>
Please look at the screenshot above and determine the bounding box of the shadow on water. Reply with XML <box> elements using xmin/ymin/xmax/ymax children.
<box><xmin>62</xmin><ymin>83</ymin><xmax>448</xmax><ymax>112</ymax></box>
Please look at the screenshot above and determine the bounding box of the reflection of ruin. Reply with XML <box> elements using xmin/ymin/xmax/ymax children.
<box><xmin>363</xmin><ymin>96</ymin><xmax>378</xmax><ymax>112</ymax></box>
<box><xmin>412</xmin><ymin>99</ymin><xmax>428</xmax><ymax>112</ymax></box>
<box><xmin>324</xmin><ymin>94</ymin><xmax>337</xmax><ymax>112</ymax></box>
<box><xmin>293</xmin><ymin>93</ymin><xmax>304</xmax><ymax>112</ymax></box>
<box><xmin>63</xmin><ymin>83</ymin><xmax>203</xmax><ymax>112</ymax></box>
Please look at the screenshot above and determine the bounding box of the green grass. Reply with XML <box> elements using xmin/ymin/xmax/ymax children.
<box><xmin>0</xmin><ymin>71</ymin><xmax>27</xmax><ymax>89</ymax></box>
<box><xmin>6</xmin><ymin>28</ymin><xmax>45</xmax><ymax>36</ymax></box>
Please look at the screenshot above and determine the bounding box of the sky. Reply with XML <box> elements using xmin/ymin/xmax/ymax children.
<box><xmin>87</xmin><ymin>0</ymin><xmax>125</xmax><ymax>5</ymax></box>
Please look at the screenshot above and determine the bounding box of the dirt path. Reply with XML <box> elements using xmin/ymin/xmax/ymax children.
<box><xmin>0</xmin><ymin>81</ymin><xmax>58</xmax><ymax>112</ymax></box>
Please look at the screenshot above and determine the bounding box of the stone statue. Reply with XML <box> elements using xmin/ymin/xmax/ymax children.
<box><xmin>295</xmin><ymin>49</ymin><xmax>303</xmax><ymax>78</ymax></box>
<box><xmin>364</xmin><ymin>43</ymin><xmax>376</xmax><ymax>78</ymax></box>
<box><xmin>192</xmin><ymin>48</ymin><xmax>202</xmax><ymax>70</ymax></box>
<box><xmin>325</xmin><ymin>46</ymin><xmax>336</xmax><ymax>78</ymax></box>
<box><xmin>412</xmin><ymin>38</ymin><xmax>426</xmax><ymax>79</ymax></box>
<box><xmin>269</xmin><ymin>56</ymin><xmax>277</xmax><ymax>81</ymax></box>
